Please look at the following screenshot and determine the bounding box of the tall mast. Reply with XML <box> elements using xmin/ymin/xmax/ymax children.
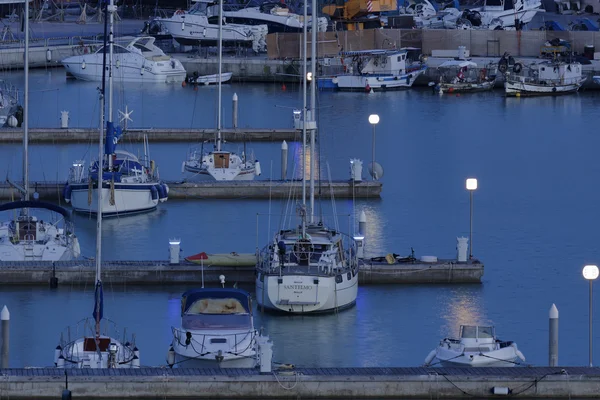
<box><xmin>309</xmin><ymin>0</ymin><xmax>317</xmax><ymax>223</ymax></box>
<box><xmin>301</xmin><ymin>0</ymin><xmax>308</xmax><ymax>238</ymax></box>
<box><xmin>217</xmin><ymin>0</ymin><xmax>223</xmax><ymax>152</ymax></box>
<box><xmin>107</xmin><ymin>0</ymin><xmax>115</xmax><ymax>170</ymax></box>
<box><xmin>23</xmin><ymin>0</ymin><xmax>29</xmax><ymax>201</ymax></box>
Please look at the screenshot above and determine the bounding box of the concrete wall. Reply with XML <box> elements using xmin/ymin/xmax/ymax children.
<box><xmin>265</xmin><ymin>29</ymin><xmax>600</xmax><ymax>59</ymax></box>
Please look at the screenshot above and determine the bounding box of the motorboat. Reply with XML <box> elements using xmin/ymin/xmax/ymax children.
<box><xmin>61</xmin><ymin>36</ymin><xmax>186</xmax><ymax>83</ymax></box>
<box><xmin>0</xmin><ymin>80</ymin><xmax>20</xmax><ymax>127</ymax></box>
<box><xmin>206</xmin><ymin>1</ymin><xmax>329</xmax><ymax>33</ymax></box>
<box><xmin>504</xmin><ymin>58</ymin><xmax>585</xmax><ymax>96</ymax></box>
<box><xmin>167</xmin><ymin>287</ymin><xmax>261</xmax><ymax>368</ymax></box>
<box><xmin>0</xmin><ymin>3</ymin><xmax>80</xmax><ymax>262</ymax></box>
<box><xmin>185</xmin><ymin>71</ymin><xmax>233</xmax><ymax>85</ymax></box>
<box><xmin>256</xmin><ymin>9</ymin><xmax>359</xmax><ymax>314</ymax></box>
<box><xmin>153</xmin><ymin>0</ymin><xmax>268</xmax><ymax>53</ymax></box>
<box><xmin>318</xmin><ymin>49</ymin><xmax>427</xmax><ymax>92</ymax></box>
<box><xmin>55</xmin><ymin>0</ymin><xmax>139</xmax><ymax>370</ymax></box>
<box><xmin>0</xmin><ymin>201</ymin><xmax>80</xmax><ymax>261</ymax></box>
<box><xmin>63</xmin><ymin>5</ymin><xmax>169</xmax><ymax>216</ymax></box>
<box><xmin>431</xmin><ymin>60</ymin><xmax>496</xmax><ymax>93</ymax></box>
<box><xmin>424</xmin><ymin>325</ymin><xmax>526</xmax><ymax>367</ymax></box>
<box><xmin>181</xmin><ymin>4</ymin><xmax>261</xmax><ymax>182</ymax></box>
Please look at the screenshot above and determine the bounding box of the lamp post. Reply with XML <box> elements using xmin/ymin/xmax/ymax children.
<box><xmin>583</xmin><ymin>264</ymin><xmax>599</xmax><ymax>367</ymax></box>
<box><xmin>368</xmin><ymin>114</ymin><xmax>379</xmax><ymax>180</ymax></box>
<box><xmin>466</xmin><ymin>178</ymin><xmax>477</xmax><ymax>259</ymax></box>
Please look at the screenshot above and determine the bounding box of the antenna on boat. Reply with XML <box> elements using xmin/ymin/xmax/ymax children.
<box><xmin>216</xmin><ymin>0</ymin><xmax>223</xmax><ymax>153</ymax></box>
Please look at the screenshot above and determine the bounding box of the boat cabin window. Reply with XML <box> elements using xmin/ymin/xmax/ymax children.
<box><xmin>397</xmin><ymin>54</ymin><xmax>406</xmax><ymax>62</ymax></box>
<box><xmin>189</xmin><ymin>1</ymin><xmax>209</xmax><ymax>14</ymax></box>
<box><xmin>460</xmin><ymin>325</ymin><xmax>494</xmax><ymax>339</ymax></box>
<box><xmin>97</xmin><ymin>45</ymin><xmax>129</xmax><ymax>54</ymax></box>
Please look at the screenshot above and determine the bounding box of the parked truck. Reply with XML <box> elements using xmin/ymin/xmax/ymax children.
<box><xmin>322</xmin><ymin>0</ymin><xmax>397</xmax><ymax>30</ymax></box>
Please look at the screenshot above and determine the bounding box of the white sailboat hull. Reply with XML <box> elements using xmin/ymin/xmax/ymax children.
<box><xmin>256</xmin><ymin>273</ymin><xmax>358</xmax><ymax>314</ymax></box>
<box><xmin>68</xmin><ymin>185</ymin><xmax>159</xmax><ymax>216</ymax></box>
<box><xmin>0</xmin><ymin>239</ymin><xmax>76</xmax><ymax>261</ymax></box>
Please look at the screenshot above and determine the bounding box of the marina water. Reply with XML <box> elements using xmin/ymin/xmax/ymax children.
<box><xmin>1</xmin><ymin>69</ymin><xmax>600</xmax><ymax>369</ymax></box>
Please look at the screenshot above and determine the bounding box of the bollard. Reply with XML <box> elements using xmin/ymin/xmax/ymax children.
<box><xmin>1</xmin><ymin>306</ymin><xmax>9</xmax><ymax>368</ymax></box>
<box><xmin>232</xmin><ymin>93</ymin><xmax>238</xmax><ymax>129</ymax></box>
<box><xmin>359</xmin><ymin>210</ymin><xmax>367</xmax><ymax>237</ymax></box>
<box><xmin>169</xmin><ymin>239</ymin><xmax>181</xmax><ymax>264</ymax></box>
<box><xmin>281</xmin><ymin>140</ymin><xmax>288</xmax><ymax>180</ymax></box>
<box><xmin>549</xmin><ymin>303</ymin><xmax>559</xmax><ymax>366</ymax></box>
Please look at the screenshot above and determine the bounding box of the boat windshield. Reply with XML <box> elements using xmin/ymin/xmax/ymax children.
<box><xmin>189</xmin><ymin>1</ymin><xmax>209</xmax><ymax>14</ymax></box>
<box><xmin>182</xmin><ymin>298</ymin><xmax>251</xmax><ymax>329</ymax></box>
<box><xmin>460</xmin><ymin>325</ymin><xmax>494</xmax><ymax>339</ymax></box>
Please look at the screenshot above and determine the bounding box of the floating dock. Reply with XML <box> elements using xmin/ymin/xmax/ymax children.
<box><xmin>0</xmin><ymin>128</ymin><xmax>298</xmax><ymax>143</ymax></box>
<box><xmin>0</xmin><ymin>258</ymin><xmax>483</xmax><ymax>286</ymax></box>
<box><xmin>0</xmin><ymin>366</ymin><xmax>596</xmax><ymax>399</ymax></box>
<box><xmin>1</xmin><ymin>180</ymin><xmax>382</xmax><ymax>200</ymax></box>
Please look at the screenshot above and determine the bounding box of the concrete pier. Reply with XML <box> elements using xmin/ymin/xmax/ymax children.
<box><xmin>0</xmin><ymin>128</ymin><xmax>298</xmax><ymax>143</ymax></box>
<box><xmin>0</xmin><ymin>258</ymin><xmax>483</xmax><ymax>285</ymax></box>
<box><xmin>0</xmin><ymin>180</ymin><xmax>382</xmax><ymax>200</ymax></box>
<box><xmin>0</xmin><ymin>366</ymin><xmax>596</xmax><ymax>399</ymax></box>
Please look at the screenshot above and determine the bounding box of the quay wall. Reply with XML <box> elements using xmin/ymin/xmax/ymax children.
<box><xmin>0</xmin><ymin>367</ymin><xmax>597</xmax><ymax>399</ymax></box>
<box><xmin>0</xmin><ymin>259</ymin><xmax>483</xmax><ymax>285</ymax></box>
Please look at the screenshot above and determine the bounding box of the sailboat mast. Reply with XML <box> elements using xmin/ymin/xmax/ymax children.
<box><xmin>301</xmin><ymin>0</ymin><xmax>308</xmax><ymax>238</ymax></box>
<box><xmin>23</xmin><ymin>0</ymin><xmax>29</xmax><ymax>201</ymax></box>
<box><xmin>309</xmin><ymin>0</ymin><xmax>317</xmax><ymax>223</ymax></box>
<box><xmin>217</xmin><ymin>0</ymin><xmax>223</xmax><ymax>152</ymax></box>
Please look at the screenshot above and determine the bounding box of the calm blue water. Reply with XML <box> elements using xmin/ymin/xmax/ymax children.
<box><xmin>1</xmin><ymin>69</ymin><xmax>600</xmax><ymax>369</ymax></box>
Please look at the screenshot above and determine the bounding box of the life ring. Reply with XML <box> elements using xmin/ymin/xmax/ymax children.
<box><xmin>513</xmin><ymin>62</ymin><xmax>523</xmax><ymax>74</ymax></box>
<box><xmin>175</xmin><ymin>9</ymin><xmax>184</xmax><ymax>15</ymax></box>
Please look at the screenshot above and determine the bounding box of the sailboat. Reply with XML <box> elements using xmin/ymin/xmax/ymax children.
<box><xmin>0</xmin><ymin>1</ymin><xmax>80</xmax><ymax>262</ymax></box>
<box><xmin>63</xmin><ymin>1</ymin><xmax>169</xmax><ymax>216</ymax></box>
<box><xmin>180</xmin><ymin>18</ymin><xmax>261</xmax><ymax>182</ymax></box>
<box><xmin>255</xmin><ymin>3</ymin><xmax>359</xmax><ymax>314</ymax></box>
<box><xmin>54</xmin><ymin>0</ymin><xmax>139</xmax><ymax>369</ymax></box>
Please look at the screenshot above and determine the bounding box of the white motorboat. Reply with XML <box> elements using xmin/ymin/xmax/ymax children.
<box><xmin>154</xmin><ymin>0</ymin><xmax>268</xmax><ymax>53</ymax></box>
<box><xmin>504</xmin><ymin>58</ymin><xmax>585</xmax><ymax>96</ymax></box>
<box><xmin>167</xmin><ymin>287</ymin><xmax>262</xmax><ymax>368</ymax></box>
<box><xmin>431</xmin><ymin>60</ymin><xmax>496</xmax><ymax>93</ymax></box>
<box><xmin>61</xmin><ymin>36</ymin><xmax>186</xmax><ymax>83</ymax></box>
<box><xmin>182</xmin><ymin>4</ymin><xmax>260</xmax><ymax>182</ymax></box>
<box><xmin>424</xmin><ymin>325</ymin><xmax>526</xmax><ymax>367</ymax></box>
<box><xmin>0</xmin><ymin>4</ymin><xmax>80</xmax><ymax>263</ymax></box>
<box><xmin>0</xmin><ymin>80</ymin><xmax>20</xmax><ymax>127</ymax></box>
<box><xmin>55</xmin><ymin>0</ymin><xmax>139</xmax><ymax>371</ymax></box>
<box><xmin>206</xmin><ymin>1</ymin><xmax>329</xmax><ymax>33</ymax></box>
<box><xmin>185</xmin><ymin>71</ymin><xmax>233</xmax><ymax>85</ymax></box>
<box><xmin>63</xmin><ymin>10</ymin><xmax>169</xmax><ymax>216</ymax></box>
<box><xmin>318</xmin><ymin>49</ymin><xmax>427</xmax><ymax>92</ymax></box>
<box><xmin>255</xmin><ymin>6</ymin><xmax>359</xmax><ymax>314</ymax></box>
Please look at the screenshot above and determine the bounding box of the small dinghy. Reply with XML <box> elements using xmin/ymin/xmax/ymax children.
<box><xmin>424</xmin><ymin>325</ymin><xmax>526</xmax><ymax>367</ymax></box>
<box><xmin>185</xmin><ymin>72</ymin><xmax>233</xmax><ymax>85</ymax></box>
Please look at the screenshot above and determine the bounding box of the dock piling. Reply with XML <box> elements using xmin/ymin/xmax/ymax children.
<box><xmin>549</xmin><ymin>303</ymin><xmax>559</xmax><ymax>366</ymax></box>
<box><xmin>359</xmin><ymin>210</ymin><xmax>367</xmax><ymax>237</ymax></box>
<box><xmin>232</xmin><ymin>93</ymin><xmax>238</xmax><ymax>129</ymax></box>
<box><xmin>1</xmin><ymin>305</ymin><xmax>9</xmax><ymax>368</ymax></box>
<box><xmin>281</xmin><ymin>140</ymin><xmax>288</xmax><ymax>180</ymax></box>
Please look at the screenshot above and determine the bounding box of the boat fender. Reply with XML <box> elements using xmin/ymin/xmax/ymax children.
<box><xmin>511</xmin><ymin>343</ymin><xmax>526</xmax><ymax>361</ymax></box>
<box><xmin>63</xmin><ymin>184</ymin><xmax>72</xmax><ymax>203</ymax></box>
<box><xmin>46</xmin><ymin>49</ymin><xmax>52</xmax><ymax>62</ymax></box>
<box><xmin>424</xmin><ymin>349</ymin><xmax>436</xmax><ymax>366</ymax></box>
<box><xmin>159</xmin><ymin>184</ymin><xmax>169</xmax><ymax>201</ymax></box>
<box><xmin>513</xmin><ymin>63</ymin><xmax>523</xmax><ymax>74</ymax></box>
<box><xmin>156</xmin><ymin>184</ymin><xmax>166</xmax><ymax>201</ymax></box>
<box><xmin>150</xmin><ymin>185</ymin><xmax>158</xmax><ymax>200</ymax></box>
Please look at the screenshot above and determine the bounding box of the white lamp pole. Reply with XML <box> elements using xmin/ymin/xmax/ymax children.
<box><xmin>466</xmin><ymin>178</ymin><xmax>478</xmax><ymax>259</ymax></box>
<box><xmin>583</xmin><ymin>264</ymin><xmax>599</xmax><ymax>367</ymax></box>
<box><xmin>368</xmin><ymin>114</ymin><xmax>379</xmax><ymax>180</ymax></box>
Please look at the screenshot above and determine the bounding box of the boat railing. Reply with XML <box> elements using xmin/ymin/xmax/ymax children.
<box><xmin>171</xmin><ymin>327</ymin><xmax>256</xmax><ymax>356</ymax></box>
<box><xmin>0</xmin><ymin>34</ymin><xmax>129</xmax><ymax>52</ymax></box>
<box><xmin>58</xmin><ymin>318</ymin><xmax>135</xmax><ymax>350</ymax></box>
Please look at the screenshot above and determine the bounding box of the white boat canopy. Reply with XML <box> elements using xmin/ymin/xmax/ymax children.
<box><xmin>438</xmin><ymin>60</ymin><xmax>478</xmax><ymax>69</ymax></box>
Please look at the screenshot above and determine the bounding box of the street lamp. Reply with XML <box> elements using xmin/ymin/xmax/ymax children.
<box><xmin>466</xmin><ymin>178</ymin><xmax>477</xmax><ymax>259</ymax></box>
<box><xmin>583</xmin><ymin>264</ymin><xmax>599</xmax><ymax>367</ymax></box>
<box><xmin>368</xmin><ymin>114</ymin><xmax>379</xmax><ymax>180</ymax></box>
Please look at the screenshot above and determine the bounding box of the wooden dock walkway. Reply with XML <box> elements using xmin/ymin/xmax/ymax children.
<box><xmin>2</xmin><ymin>180</ymin><xmax>382</xmax><ymax>200</ymax></box>
<box><xmin>0</xmin><ymin>128</ymin><xmax>298</xmax><ymax>143</ymax></box>
<box><xmin>0</xmin><ymin>366</ymin><xmax>596</xmax><ymax>398</ymax></box>
<box><xmin>0</xmin><ymin>258</ymin><xmax>483</xmax><ymax>285</ymax></box>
